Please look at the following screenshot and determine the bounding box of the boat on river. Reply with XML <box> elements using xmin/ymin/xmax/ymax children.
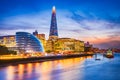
<box><xmin>104</xmin><ymin>49</ymin><xmax>114</xmax><ymax>58</ymax></box>
<box><xmin>95</xmin><ymin>53</ymin><xmax>101</xmax><ymax>60</ymax></box>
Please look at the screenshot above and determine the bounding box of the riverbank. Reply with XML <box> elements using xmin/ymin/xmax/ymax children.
<box><xmin>0</xmin><ymin>54</ymin><xmax>93</xmax><ymax>67</ymax></box>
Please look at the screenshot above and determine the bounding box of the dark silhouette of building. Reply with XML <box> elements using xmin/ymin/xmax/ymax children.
<box><xmin>84</xmin><ymin>42</ymin><xmax>93</xmax><ymax>52</ymax></box>
<box><xmin>33</xmin><ymin>30</ymin><xmax>38</xmax><ymax>35</ymax></box>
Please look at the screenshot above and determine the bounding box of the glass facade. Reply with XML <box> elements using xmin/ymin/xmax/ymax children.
<box><xmin>49</xmin><ymin>6</ymin><xmax>58</xmax><ymax>37</ymax></box>
<box><xmin>16</xmin><ymin>32</ymin><xmax>44</xmax><ymax>53</ymax></box>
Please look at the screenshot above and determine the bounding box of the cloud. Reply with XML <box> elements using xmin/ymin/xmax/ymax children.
<box><xmin>0</xmin><ymin>11</ymin><xmax>52</xmax><ymax>36</ymax></box>
<box><xmin>0</xmin><ymin>23</ymin><xmax>35</xmax><ymax>30</ymax></box>
<box><xmin>0</xmin><ymin>9</ymin><xmax>120</xmax><ymax>48</ymax></box>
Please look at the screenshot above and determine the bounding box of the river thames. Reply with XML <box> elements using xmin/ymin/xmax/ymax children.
<box><xmin>0</xmin><ymin>53</ymin><xmax>120</xmax><ymax>80</ymax></box>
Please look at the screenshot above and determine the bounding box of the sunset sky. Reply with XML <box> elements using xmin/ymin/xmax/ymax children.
<box><xmin>0</xmin><ymin>0</ymin><xmax>120</xmax><ymax>48</ymax></box>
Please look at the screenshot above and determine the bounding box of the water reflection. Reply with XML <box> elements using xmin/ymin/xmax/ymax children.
<box><xmin>6</xmin><ymin>66</ymin><xmax>14</xmax><ymax>80</ymax></box>
<box><xmin>18</xmin><ymin>64</ymin><xmax>24</xmax><ymax>80</ymax></box>
<box><xmin>1</xmin><ymin>54</ymin><xmax>120</xmax><ymax>80</ymax></box>
<box><xmin>27</xmin><ymin>63</ymin><xmax>33</xmax><ymax>76</ymax></box>
<box><xmin>1</xmin><ymin>56</ymin><xmax>93</xmax><ymax>80</ymax></box>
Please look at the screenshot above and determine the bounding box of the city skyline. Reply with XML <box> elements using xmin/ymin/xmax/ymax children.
<box><xmin>0</xmin><ymin>0</ymin><xmax>120</xmax><ymax>49</ymax></box>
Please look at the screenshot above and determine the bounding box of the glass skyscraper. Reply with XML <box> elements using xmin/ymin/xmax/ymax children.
<box><xmin>49</xmin><ymin>6</ymin><xmax>58</xmax><ymax>39</ymax></box>
<box><xmin>16</xmin><ymin>32</ymin><xmax>44</xmax><ymax>53</ymax></box>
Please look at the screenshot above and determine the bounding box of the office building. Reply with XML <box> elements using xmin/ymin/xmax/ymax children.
<box><xmin>16</xmin><ymin>32</ymin><xmax>44</xmax><ymax>53</ymax></box>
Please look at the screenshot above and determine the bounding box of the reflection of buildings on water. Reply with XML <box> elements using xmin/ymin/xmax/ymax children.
<box><xmin>5</xmin><ymin>56</ymin><xmax>92</xmax><ymax>80</ymax></box>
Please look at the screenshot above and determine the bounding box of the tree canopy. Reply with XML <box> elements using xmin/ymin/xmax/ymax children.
<box><xmin>0</xmin><ymin>45</ymin><xmax>17</xmax><ymax>55</ymax></box>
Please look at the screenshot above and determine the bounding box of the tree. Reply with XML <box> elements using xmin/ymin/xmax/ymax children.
<box><xmin>0</xmin><ymin>45</ymin><xmax>9</xmax><ymax>55</ymax></box>
<box><xmin>0</xmin><ymin>45</ymin><xmax>17</xmax><ymax>55</ymax></box>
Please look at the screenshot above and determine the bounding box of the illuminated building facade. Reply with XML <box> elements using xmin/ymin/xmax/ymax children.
<box><xmin>46</xmin><ymin>6</ymin><xmax>85</xmax><ymax>53</ymax></box>
<box><xmin>33</xmin><ymin>30</ymin><xmax>46</xmax><ymax>50</ymax></box>
<box><xmin>16</xmin><ymin>32</ymin><xmax>44</xmax><ymax>53</ymax></box>
<box><xmin>54</xmin><ymin>38</ymin><xmax>84</xmax><ymax>53</ymax></box>
<box><xmin>49</xmin><ymin>6</ymin><xmax>58</xmax><ymax>40</ymax></box>
<box><xmin>0</xmin><ymin>35</ymin><xmax>16</xmax><ymax>47</ymax></box>
<box><xmin>0</xmin><ymin>35</ymin><xmax>16</xmax><ymax>50</ymax></box>
<box><xmin>0</xmin><ymin>6</ymin><xmax>88</xmax><ymax>54</ymax></box>
<box><xmin>46</xmin><ymin>6</ymin><xmax>58</xmax><ymax>52</ymax></box>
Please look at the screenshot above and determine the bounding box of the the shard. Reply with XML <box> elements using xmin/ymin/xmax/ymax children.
<box><xmin>49</xmin><ymin>6</ymin><xmax>58</xmax><ymax>39</ymax></box>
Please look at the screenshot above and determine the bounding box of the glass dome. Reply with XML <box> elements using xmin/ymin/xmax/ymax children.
<box><xmin>16</xmin><ymin>32</ymin><xmax>44</xmax><ymax>53</ymax></box>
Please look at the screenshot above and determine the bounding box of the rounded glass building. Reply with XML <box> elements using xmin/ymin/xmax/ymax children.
<box><xmin>16</xmin><ymin>32</ymin><xmax>44</xmax><ymax>53</ymax></box>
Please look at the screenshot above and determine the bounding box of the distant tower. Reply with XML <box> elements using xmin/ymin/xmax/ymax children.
<box><xmin>33</xmin><ymin>30</ymin><xmax>38</xmax><ymax>36</ymax></box>
<box><xmin>49</xmin><ymin>6</ymin><xmax>58</xmax><ymax>40</ymax></box>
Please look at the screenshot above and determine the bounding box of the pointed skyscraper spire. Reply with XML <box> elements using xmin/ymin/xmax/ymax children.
<box><xmin>49</xmin><ymin>6</ymin><xmax>58</xmax><ymax>40</ymax></box>
<box><xmin>52</xmin><ymin>6</ymin><xmax>56</xmax><ymax>13</ymax></box>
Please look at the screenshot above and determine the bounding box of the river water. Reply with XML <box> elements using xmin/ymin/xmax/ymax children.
<box><xmin>0</xmin><ymin>53</ymin><xmax>120</xmax><ymax>80</ymax></box>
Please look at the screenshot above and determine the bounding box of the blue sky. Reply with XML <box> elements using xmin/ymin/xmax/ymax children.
<box><xmin>0</xmin><ymin>0</ymin><xmax>120</xmax><ymax>48</ymax></box>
